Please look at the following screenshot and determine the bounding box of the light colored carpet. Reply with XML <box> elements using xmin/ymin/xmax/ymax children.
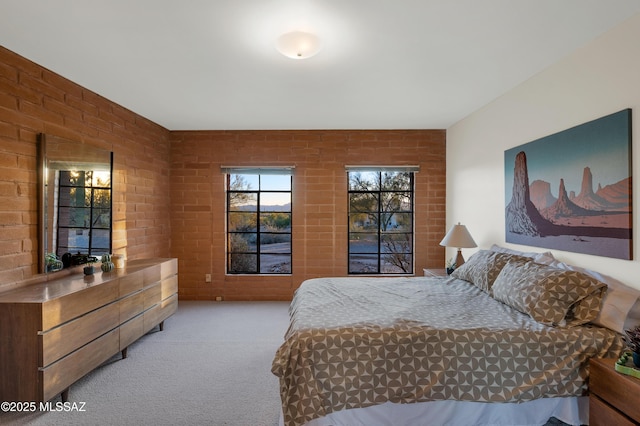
<box><xmin>1</xmin><ymin>301</ymin><xmax>291</xmax><ymax>426</ymax></box>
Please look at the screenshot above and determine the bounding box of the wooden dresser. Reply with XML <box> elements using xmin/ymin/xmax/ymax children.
<box><xmin>589</xmin><ymin>357</ymin><xmax>640</xmax><ymax>425</ymax></box>
<box><xmin>0</xmin><ymin>258</ymin><xmax>178</xmax><ymax>403</ymax></box>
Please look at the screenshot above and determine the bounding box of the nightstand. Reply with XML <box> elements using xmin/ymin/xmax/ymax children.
<box><xmin>589</xmin><ymin>357</ymin><xmax>640</xmax><ymax>425</ymax></box>
<box><xmin>423</xmin><ymin>268</ymin><xmax>447</xmax><ymax>277</ymax></box>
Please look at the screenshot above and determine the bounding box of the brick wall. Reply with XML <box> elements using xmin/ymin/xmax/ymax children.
<box><xmin>0</xmin><ymin>46</ymin><xmax>446</xmax><ymax>300</ymax></box>
<box><xmin>170</xmin><ymin>130</ymin><xmax>446</xmax><ymax>301</ymax></box>
<box><xmin>0</xmin><ymin>46</ymin><xmax>172</xmax><ymax>292</ymax></box>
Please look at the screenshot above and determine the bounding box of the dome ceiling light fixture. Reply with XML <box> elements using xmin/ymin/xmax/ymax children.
<box><xmin>276</xmin><ymin>31</ymin><xmax>321</xmax><ymax>59</ymax></box>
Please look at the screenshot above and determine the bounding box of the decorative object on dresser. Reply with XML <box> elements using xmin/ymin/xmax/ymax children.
<box><xmin>83</xmin><ymin>264</ymin><xmax>95</xmax><ymax>275</ymax></box>
<box><xmin>623</xmin><ymin>326</ymin><xmax>640</xmax><ymax>367</ymax></box>
<box><xmin>0</xmin><ymin>258</ymin><xmax>178</xmax><ymax>404</ymax></box>
<box><xmin>590</xmin><ymin>357</ymin><xmax>640</xmax><ymax>425</ymax></box>
<box><xmin>439</xmin><ymin>222</ymin><xmax>477</xmax><ymax>267</ymax></box>
<box><xmin>101</xmin><ymin>254</ymin><xmax>115</xmax><ymax>272</ymax></box>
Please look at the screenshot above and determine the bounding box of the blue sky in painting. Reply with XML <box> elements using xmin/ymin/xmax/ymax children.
<box><xmin>505</xmin><ymin>109</ymin><xmax>631</xmax><ymax>202</ymax></box>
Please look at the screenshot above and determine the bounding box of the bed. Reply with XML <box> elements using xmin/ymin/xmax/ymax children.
<box><xmin>272</xmin><ymin>247</ymin><xmax>634</xmax><ymax>426</ymax></box>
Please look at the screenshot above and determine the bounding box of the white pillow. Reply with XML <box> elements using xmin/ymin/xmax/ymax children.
<box><xmin>490</xmin><ymin>244</ymin><xmax>556</xmax><ymax>265</ymax></box>
<box><xmin>547</xmin><ymin>259</ymin><xmax>640</xmax><ymax>334</ymax></box>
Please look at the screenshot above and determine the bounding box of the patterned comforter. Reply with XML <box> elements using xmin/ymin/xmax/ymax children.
<box><xmin>271</xmin><ymin>276</ymin><xmax>624</xmax><ymax>426</ymax></box>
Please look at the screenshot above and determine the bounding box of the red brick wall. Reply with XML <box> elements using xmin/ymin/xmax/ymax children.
<box><xmin>170</xmin><ymin>130</ymin><xmax>446</xmax><ymax>301</ymax></box>
<box><xmin>0</xmin><ymin>46</ymin><xmax>446</xmax><ymax>300</ymax></box>
<box><xmin>0</xmin><ymin>46</ymin><xmax>172</xmax><ymax>292</ymax></box>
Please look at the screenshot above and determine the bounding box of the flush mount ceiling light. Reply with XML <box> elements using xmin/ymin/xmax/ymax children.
<box><xmin>276</xmin><ymin>31</ymin><xmax>321</xmax><ymax>59</ymax></box>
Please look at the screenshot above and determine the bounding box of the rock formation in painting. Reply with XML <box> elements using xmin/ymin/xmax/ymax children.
<box><xmin>529</xmin><ymin>179</ymin><xmax>556</xmax><ymax>210</ymax></box>
<box><xmin>596</xmin><ymin>177</ymin><xmax>632</xmax><ymax>211</ymax></box>
<box><xmin>571</xmin><ymin>167</ymin><xmax>611</xmax><ymax>211</ymax></box>
<box><xmin>542</xmin><ymin>178</ymin><xmax>592</xmax><ymax>219</ymax></box>
<box><xmin>505</xmin><ymin>151</ymin><xmax>553</xmax><ymax>236</ymax></box>
<box><xmin>507</xmin><ymin>151</ymin><xmax>631</xmax><ymax>240</ymax></box>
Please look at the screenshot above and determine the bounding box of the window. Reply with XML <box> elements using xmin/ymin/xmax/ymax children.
<box><xmin>348</xmin><ymin>168</ymin><xmax>415</xmax><ymax>274</ymax></box>
<box><xmin>225</xmin><ymin>170</ymin><xmax>292</xmax><ymax>274</ymax></box>
<box><xmin>56</xmin><ymin>169</ymin><xmax>112</xmax><ymax>257</ymax></box>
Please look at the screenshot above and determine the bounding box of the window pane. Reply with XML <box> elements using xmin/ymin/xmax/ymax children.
<box><xmin>229</xmin><ymin>174</ymin><xmax>258</xmax><ymax>191</ymax></box>
<box><xmin>229</xmin><ymin>212</ymin><xmax>257</xmax><ymax>232</ymax></box>
<box><xmin>260</xmin><ymin>175</ymin><xmax>291</xmax><ymax>191</ymax></box>
<box><xmin>349</xmin><ymin>171</ymin><xmax>379</xmax><ymax>191</ymax></box>
<box><xmin>349</xmin><ymin>193</ymin><xmax>378</xmax><ymax>214</ymax></box>
<box><xmin>91</xmin><ymin>229</ymin><xmax>111</xmax><ymax>252</ymax></box>
<box><xmin>229</xmin><ymin>253</ymin><xmax>257</xmax><ymax>273</ymax></box>
<box><xmin>381</xmin><ymin>256</ymin><xmax>412</xmax><ymax>273</ymax></box>
<box><xmin>92</xmin><ymin>208</ymin><xmax>111</xmax><ymax>228</ymax></box>
<box><xmin>349</xmin><ymin>233</ymin><xmax>378</xmax><ymax>254</ymax></box>
<box><xmin>59</xmin><ymin>188</ymin><xmax>90</xmax><ymax>207</ymax></box>
<box><xmin>260</xmin><ymin>212</ymin><xmax>291</xmax><ymax>230</ymax></box>
<box><xmin>260</xmin><ymin>254</ymin><xmax>291</xmax><ymax>273</ymax></box>
<box><xmin>381</xmin><ymin>233</ymin><xmax>412</xmax><ymax>253</ymax></box>
<box><xmin>93</xmin><ymin>189</ymin><xmax>111</xmax><ymax>208</ymax></box>
<box><xmin>59</xmin><ymin>207</ymin><xmax>90</xmax><ymax>227</ymax></box>
<box><xmin>381</xmin><ymin>171</ymin><xmax>411</xmax><ymax>190</ymax></box>
<box><xmin>260</xmin><ymin>232</ymin><xmax>291</xmax><ymax>245</ymax></box>
<box><xmin>63</xmin><ymin>229</ymin><xmax>89</xmax><ymax>251</ymax></box>
<box><xmin>229</xmin><ymin>192</ymin><xmax>257</xmax><ymax>211</ymax></box>
<box><xmin>349</xmin><ymin>254</ymin><xmax>378</xmax><ymax>273</ymax></box>
<box><xmin>380</xmin><ymin>213</ymin><xmax>412</xmax><ymax>232</ymax></box>
<box><xmin>92</xmin><ymin>170</ymin><xmax>111</xmax><ymax>187</ymax></box>
<box><xmin>381</xmin><ymin>192</ymin><xmax>412</xmax><ymax>212</ymax></box>
<box><xmin>260</xmin><ymin>192</ymin><xmax>291</xmax><ymax>210</ymax></box>
<box><xmin>228</xmin><ymin>233</ymin><xmax>256</xmax><ymax>253</ymax></box>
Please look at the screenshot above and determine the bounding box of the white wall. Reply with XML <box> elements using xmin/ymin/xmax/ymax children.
<box><xmin>446</xmin><ymin>13</ymin><xmax>640</xmax><ymax>288</ymax></box>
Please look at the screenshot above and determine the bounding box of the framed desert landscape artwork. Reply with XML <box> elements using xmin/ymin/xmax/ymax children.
<box><xmin>504</xmin><ymin>109</ymin><xmax>632</xmax><ymax>260</ymax></box>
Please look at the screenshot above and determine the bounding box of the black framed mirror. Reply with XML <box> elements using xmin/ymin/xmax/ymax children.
<box><xmin>38</xmin><ymin>134</ymin><xmax>113</xmax><ymax>273</ymax></box>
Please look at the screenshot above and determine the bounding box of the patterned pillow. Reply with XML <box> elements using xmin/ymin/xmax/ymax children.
<box><xmin>565</xmin><ymin>286</ymin><xmax>608</xmax><ymax>326</ymax></box>
<box><xmin>451</xmin><ymin>250</ymin><xmax>529</xmax><ymax>293</ymax></box>
<box><xmin>492</xmin><ymin>261</ymin><xmax>607</xmax><ymax>327</ymax></box>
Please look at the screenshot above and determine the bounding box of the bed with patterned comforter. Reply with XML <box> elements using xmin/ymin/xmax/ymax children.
<box><xmin>272</xmin><ymin>274</ymin><xmax>623</xmax><ymax>426</ymax></box>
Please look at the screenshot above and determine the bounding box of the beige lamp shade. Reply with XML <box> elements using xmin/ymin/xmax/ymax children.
<box><xmin>276</xmin><ymin>31</ymin><xmax>321</xmax><ymax>59</ymax></box>
<box><xmin>439</xmin><ymin>223</ymin><xmax>477</xmax><ymax>267</ymax></box>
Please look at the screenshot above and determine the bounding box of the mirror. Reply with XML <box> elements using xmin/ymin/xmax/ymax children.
<box><xmin>38</xmin><ymin>134</ymin><xmax>113</xmax><ymax>273</ymax></box>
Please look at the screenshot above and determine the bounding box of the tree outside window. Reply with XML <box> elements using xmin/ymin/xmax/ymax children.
<box><xmin>348</xmin><ymin>170</ymin><xmax>414</xmax><ymax>274</ymax></box>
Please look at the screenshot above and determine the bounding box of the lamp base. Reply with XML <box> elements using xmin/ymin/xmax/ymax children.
<box><xmin>455</xmin><ymin>249</ymin><xmax>465</xmax><ymax>268</ymax></box>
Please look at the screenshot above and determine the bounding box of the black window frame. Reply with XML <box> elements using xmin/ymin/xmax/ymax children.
<box><xmin>55</xmin><ymin>169</ymin><xmax>112</xmax><ymax>258</ymax></box>
<box><xmin>226</xmin><ymin>172</ymin><xmax>292</xmax><ymax>275</ymax></box>
<box><xmin>348</xmin><ymin>170</ymin><xmax>415</xmax><ymax>275</ymax></box>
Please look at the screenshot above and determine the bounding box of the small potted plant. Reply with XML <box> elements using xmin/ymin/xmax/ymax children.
<box><xmin>623</xmin><ymin>326</ymin><xmax>640</xmax><ymax>367</ymax></box>
<box><xmin>446</xmin><ymin>258</ymin><xmax>456</xmax><ymax>275</ymax></box>
<box><xmin>45</xmin><ymin>253</ymin><xmax>63</xmax><ymax>272</ymax></box>
<box><xmin>83</xmin><ymin>260</ymin><xmax>95</xmax><ymax>276</ymax></box>
<box><xmin>101</xmin><ymin>254</ymin><xmax>115</xmax><ymax>273</ymax></box>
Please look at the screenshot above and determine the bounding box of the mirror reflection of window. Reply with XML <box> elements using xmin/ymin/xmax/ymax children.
<box><xmin>56</xmin><ymin>169</ymin><xmax>111</xmax><ymax>258</ymax></box>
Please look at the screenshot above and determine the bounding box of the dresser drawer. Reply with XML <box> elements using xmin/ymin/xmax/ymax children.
<box><xmin>41</xmin><ymin>280</ymin><xmax>119</xmax><ymax>330</ymax></box>
<box><xmin>118</xmin><ymin>269</ymin><xmax>145</xmax><ymax>297</ymax></box>
<box><xmin>119</xmin><ymin>290</ymin><xmax>144</xmax><ymax>323</ymax></box>
<box><xmin>41</xmin><ymin>328</ymin><xmax>119</xmax><ymax>401</ymax></box>
<box><xmin>590</xmin><ymin>394</ymin><xmax>636</xmax><ymax>426</ymax></box>
<box><xmin>120</xmin><ymin>314</ymin><xmax>144</xmax><ymax>350</ymax></box>
<box><xmin>40</xmin><ymin>301</ymin><xmax>120</xmax><ymax>367</ymax></box>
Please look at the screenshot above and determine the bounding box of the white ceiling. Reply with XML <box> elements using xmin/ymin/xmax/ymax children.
<box><xmin>1</xmin><ymin>1</ymin><xmax>640</xmax><ymax>131</ymax></box>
